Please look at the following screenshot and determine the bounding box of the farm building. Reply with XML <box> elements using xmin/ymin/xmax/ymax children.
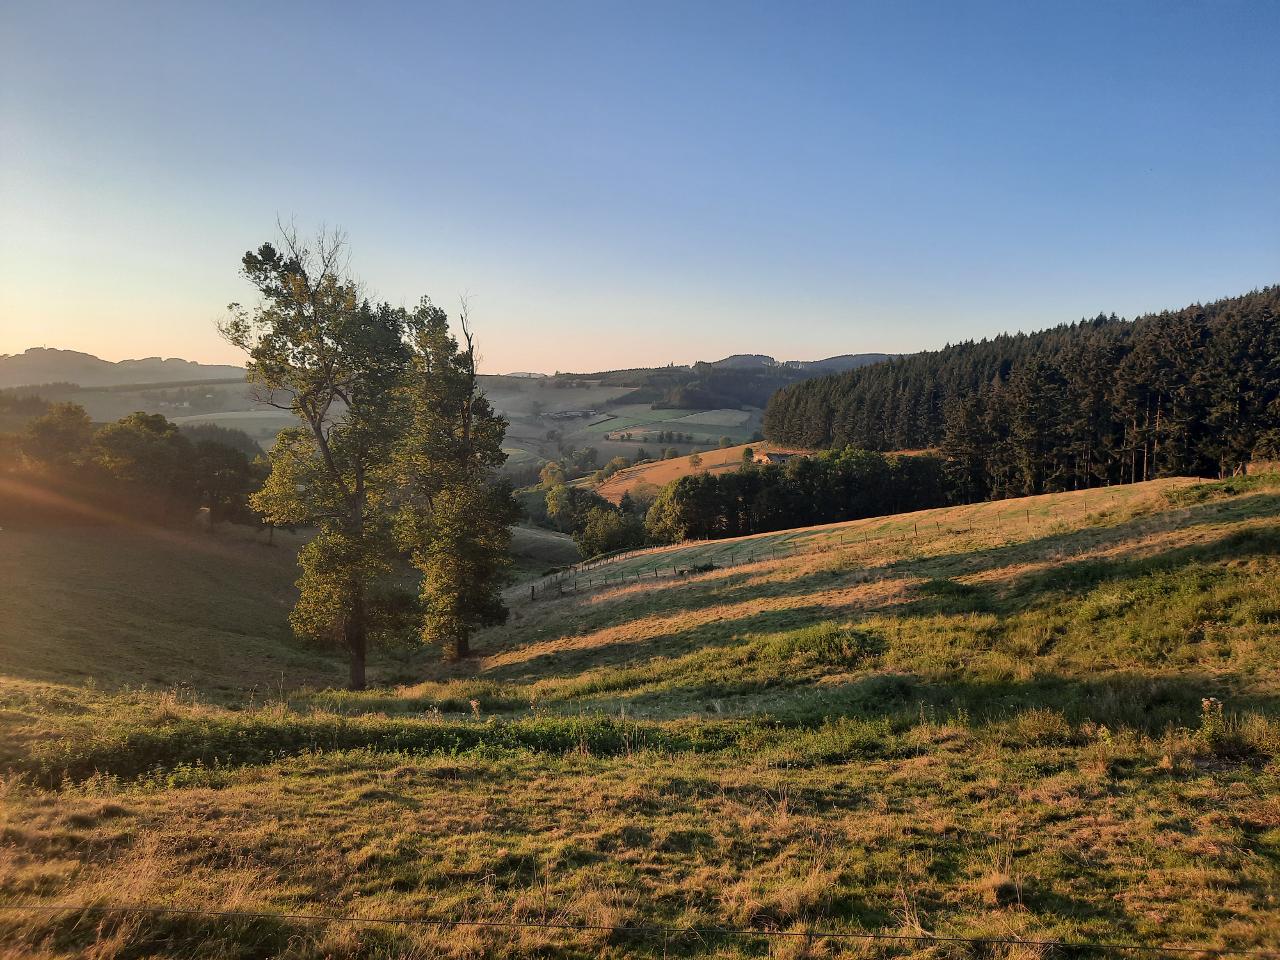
<box><xmin>753</xmin><ymin>450</ymin><xmax>798</xmax><ymax>465</ymax></box>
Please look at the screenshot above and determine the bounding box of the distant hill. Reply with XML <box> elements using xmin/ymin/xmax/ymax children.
<box><xmin>710</xmin><ymin>352</ymin><xmax>893</xmax><ymax>372</ymax></box>
<box><xmin>799</xmin><ymin>353</ymin><xmax>895</xmax><ymax>373</ymax></box>
<box><xmin>0</xmin><ymin>348</ymin><xmax>245</xmax><ymax>389</ymax></box>
<box><xmin>561</xmin><ymin>352</ymin><xmax>894</xmax><ymax>410</ymax></box>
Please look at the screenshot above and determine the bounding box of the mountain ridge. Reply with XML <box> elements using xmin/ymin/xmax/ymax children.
<box><xmin>0</xmin><ymin>347</ymin><xmax>245</xmax><ymax>389</ymax></box>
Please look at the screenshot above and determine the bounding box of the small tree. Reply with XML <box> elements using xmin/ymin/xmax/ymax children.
<box><xmin>540</xmin><ymin>460</ymin><xmax>566</xmax><ymax>487</ymax></box>
<box><xmin>91</xmin><ymin>413</ymin><xmax>199</xmax><ymax>522</ymax></box>
<box><xmin>24</xmin><ymin>403</ymin><xmax>94</xmax><ymax>468</ymax></box>
<box><xmin>689</xmin><ymin>452</ymin><xmax>703</xmax><ymax>469</ymax></box>
<box><xmin>574</xmin><ymin>505</ymin><xmax>644</xmax><ymax>556</ymax></box>
<box><xmin>191</xmin><ymin>438</ymin><xmax>257</xmax><ymax>524</ymax></box>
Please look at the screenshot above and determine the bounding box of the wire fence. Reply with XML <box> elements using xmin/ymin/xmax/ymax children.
<box><xmin>2</xmin><ymin>903</ymin><xmax>1277</xmax><ymax>957</ymax></box>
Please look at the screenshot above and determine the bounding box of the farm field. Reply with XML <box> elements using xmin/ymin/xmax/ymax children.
<box><xmin>3</xmin><ymin>475</ymin><xmax>1280</xmax><ymax>957</ymax></box>
<box><xmin>594</xmin><ymin>442</ymin><xmax>806</xmax><ymax>503</ymax></box>
<box><xmin>5</xmin><ymin>373</ymin><xmax>766</xmax><ymax>469</ymax></box>
<box><xmin>499</xmin><ymin>401</ymin><xmax>766</xmax><ymax>475</ymax></box>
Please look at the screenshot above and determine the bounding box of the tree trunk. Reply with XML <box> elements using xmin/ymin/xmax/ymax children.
<box><xmin>348</xmin><ymin>631</ymin><xmax>367</xmax><ymax>690</ymax></box>
<box><xmin>347</xmin><ymin>591</ymin><xmax>368</xmax><ymax>691</ymax></box>
<box><xmin>447</xmin><ymin>629</ymin><xmax>470</xmax><ymax>662</ymax></box>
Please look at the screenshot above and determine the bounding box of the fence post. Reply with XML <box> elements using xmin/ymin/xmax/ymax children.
<box><xmin>530</xmin><ymin>585</ymin><xmax>536</xmax><ymax>602</ymax></box>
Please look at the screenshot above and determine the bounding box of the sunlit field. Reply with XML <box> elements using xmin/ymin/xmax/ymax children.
<box><xmin>3</xmin><ymin>476</ymin><xmax>1279</xmax><ymax>957</ymax></box>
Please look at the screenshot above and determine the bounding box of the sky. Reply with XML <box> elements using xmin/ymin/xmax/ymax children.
<box><xmin>2</xmin><ymin>1</ymin><xmax>1277</xmax><ymax>375</ymax></box>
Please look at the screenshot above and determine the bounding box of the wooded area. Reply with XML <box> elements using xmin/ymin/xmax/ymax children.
<box><xmin>764</xmin><ymin>288</ymin><xmax>1280</xmax><ymax>498</ymax></box>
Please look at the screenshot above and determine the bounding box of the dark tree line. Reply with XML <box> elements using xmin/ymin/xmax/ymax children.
<box><xmin>0</xmin><ymin>403</ymin><xmax>263</xmax><ymax>526</ymax></box>
<box><xmin>764</xmin><ymin>288</ymin><xmax>1280</xmax><ymax>495</ymax></box>
<box><xmin>644</xmin><ymin>449</ymin><xmax>948</xmax><ymax>543</ymax></box>
<box><xmin>570</xmin><ymin>361</ymin><xmax>850</xmax><ymax>411</ymax></box>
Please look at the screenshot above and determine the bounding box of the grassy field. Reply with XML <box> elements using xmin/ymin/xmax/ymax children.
<box><xmin>594</xmin><ymin>442</ymin><xmax>806</xmax><ymax>504</ymax></box>
<box><xmin>508</xmin><ymin>525</ymin><xmax>581</xmax><ymax>579</ymax></box>
<box><xmin>3</xmin><ymin>476</ymin><xmax>1280</xmax><ymax>957</ymax></box>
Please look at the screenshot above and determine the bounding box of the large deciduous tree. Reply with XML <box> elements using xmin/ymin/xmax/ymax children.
<box><xmin>223</xmin><ymin>229</ymin><xmax>515</xmax><ymax>685</ymax></box>
<box><xmin>222</xmin><ymin>230</ymin><xmax>415</xmax><ymax>689</ymax></box>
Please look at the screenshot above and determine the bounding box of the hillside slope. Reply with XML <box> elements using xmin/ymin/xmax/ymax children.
<box><xmin>0</xmin><ymin>525</ymin><xmax>343</xmax><ymax>693</ymax></box>
<box><xmin>593</xmin><ymin>442</ymin><xmax>807</xmax><ymax>504</ymax></box>
<box><xmin>2</xmin><ymin>476</ymin><xmax>1279</xmax><ymax>957</ymax></box>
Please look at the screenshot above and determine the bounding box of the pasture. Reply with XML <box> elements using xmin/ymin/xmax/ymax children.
<box><xmin>594</xmin><ymin>442</ymin><xmax>806</xmax><ymax>503</ymax></box>
<box><xmin>2</xmin><ymin>475</ymin><xmax>1279</xmax><ymax>957</ymax></box>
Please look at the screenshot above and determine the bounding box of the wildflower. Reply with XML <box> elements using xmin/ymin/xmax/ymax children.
<box><xmin>470</xmin><ymin>698</ymin><xmax>482</xmax><ymax>718</ymax></box>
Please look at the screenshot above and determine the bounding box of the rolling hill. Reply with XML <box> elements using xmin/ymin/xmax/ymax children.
<box><xmin>2</xmin><ymin>474</ymin><xmax>1279</xmax><ymax>956</ymax></box>
<box><xmin>592</xmin><ymin>442</ymin><xmax>808</xmax><ymax>504</ymax></box>
<box><xmin>0</xmin><ymin>348</ymin><xmax>245</xmax><ymax>389</ymax></box>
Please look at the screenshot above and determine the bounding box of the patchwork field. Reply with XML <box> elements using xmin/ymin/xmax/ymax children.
<box><xmin>500</xmin><ymin>401</ymin><xmax>767</xmax><ymax>475</ymax></box>
<box><xmin>2</xmin><ymin>475</ymin><xmax>1280</xmax><ymax>957</ymax></box>
<box><xmin>5</xmin><ymin>374</ymin><xmax>766</xmax><ymax>471</ymax></box>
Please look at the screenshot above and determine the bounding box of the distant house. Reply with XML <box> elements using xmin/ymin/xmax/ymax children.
<box><xmin>753</xmin><ymin>451</ymin><xmax>797</xmax><ymax>465</ymax></box>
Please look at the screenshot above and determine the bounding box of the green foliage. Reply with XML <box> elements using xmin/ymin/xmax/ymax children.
<box><xmin>573</xmin><ymin>505</ymin><xmax>645</xmax><ymax>557</ymax></box>
<box><xmin>89</xmin><ymin>412</ymin><xmax>202</xmax><ymax>522</ymax></box>
<box><xmin>545</xmin><ymin>483</ymin><xmax>609</xmax><ymax>534</ymax></box>
<box><xmin>392</xmin><ymin>300</ymin><xmax>517</xmax><ymax>661</ymax></box>
<box><xmin>18</xmin><ymin>710</ymin><xmax>698</xmax><ymax>786</ymax></box>
<box><xmin>645</xmin><ymin>447</ymin><xmax>949</xmax><ymax>543</ymax></box>
<box><xmin>768</xmin><ymin>286</ymin><xmax>1280</xmax><ymax>492</ymax></box>
<box><xmin>178</xmin><ymin>421</ymin><xmax>261</xmax><ymax>459</ymax></box>
<box><xmin>24</xmin><ymin>401</ymin><xmax>94</xmax><ymax>467</ymax></box>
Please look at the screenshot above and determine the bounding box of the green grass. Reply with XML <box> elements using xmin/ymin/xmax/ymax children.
<box><xmin>509</xmin><ymin>525</ymin><xmax>581</xmax><ymax>579</ymax></box>
<box><xmin>3</xmin><ymin>476</ymin><xmax>1280</xmax><ymax>957</ymax></box>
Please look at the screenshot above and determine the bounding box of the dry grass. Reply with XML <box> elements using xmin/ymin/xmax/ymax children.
<box><xmin>594</xmin><ymin>443</ymin><xmax>809</xmax><ymax>504</ymax></box>
<box><xmin>2</xmin><ymin>476</ymin><xmax>1280</xmax><ymax>957</ymax></box>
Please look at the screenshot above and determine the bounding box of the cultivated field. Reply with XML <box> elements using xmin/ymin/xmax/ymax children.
<box><xmin>2</xmin><ymin>476</ymin><xmax>1280</xmax><ymax>957</ymax></box>
<box><xmin>594</xmin><ymin>442</ymin><xmax>806</xmax><ymax>503</ymax></box>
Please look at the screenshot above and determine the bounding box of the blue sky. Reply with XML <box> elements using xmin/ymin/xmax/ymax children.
<box><xmin>2</xmin><ymin>0</ymin><xmax>1277</xmax><ymax>373</ymax></box>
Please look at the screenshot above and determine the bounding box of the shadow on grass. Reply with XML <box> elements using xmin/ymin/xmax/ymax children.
<box><xmin>707</xmin><ymin>669</ymin><xmax>1280</xmax><ymax>735</ymax></box>
<box><xmin>681</xmin><ymin>496</ymin><xmax>1280</xmax><ymax>623</ymax></box>
<box><xmin>483</xmin><ymin>604</ymin><xmax>843</xmax><ymax>682</ymax></box>
<box><xmin>491</xmin><ymin>494</ymin><xmax>1280</xmax><ymax>664</ymax></box>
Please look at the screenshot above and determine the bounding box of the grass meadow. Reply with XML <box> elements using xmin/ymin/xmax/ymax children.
<box><xmin>2</xmin><ymin>476</ymin><xmax>1279</xmax><ymax>957</ymax></box>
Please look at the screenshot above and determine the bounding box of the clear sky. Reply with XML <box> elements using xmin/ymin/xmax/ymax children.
<box><xmin>2</xmin><ymin>1</ymin><xmax>1277</xmax><ymax>374</ymax></box>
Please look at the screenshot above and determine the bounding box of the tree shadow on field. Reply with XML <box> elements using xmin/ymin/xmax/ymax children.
<box><xmin>706</xmin><ymin>668</ymin><xmax>1280</xmax><ymax>735</ymax></box>
<box><xmin>894</xmin><ymin>491</ymin><xmax>1280</xmax><ymax>584</ymax></box>
<box><xmin>485</xmin><ymin>569</ymin><xmax>774</xmax><ymax>656</ymax></box>
<box><xmin>481</xmin><ymin>604</ymin><xmax>841</xmax><ymax>682</ymax></box>
<box><xmin>696</xmin><ymin>497</ymin><xmax>1280</xmax><ymax>621</ymax></box>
